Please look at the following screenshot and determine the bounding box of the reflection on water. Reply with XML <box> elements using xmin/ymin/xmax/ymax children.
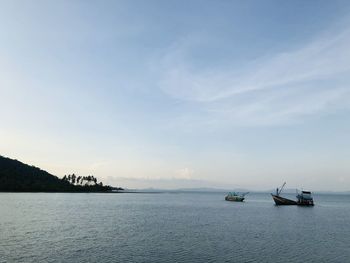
<box><xmin>1</xmin><ymin>192</ymin><xmax>350</xmax><ymax>263</ymax></box>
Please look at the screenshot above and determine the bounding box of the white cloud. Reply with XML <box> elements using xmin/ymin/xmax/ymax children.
<box><xmin>156</xmin><ymin>28</ymin><xmax>350</xmax><ymax>126</ymax></box>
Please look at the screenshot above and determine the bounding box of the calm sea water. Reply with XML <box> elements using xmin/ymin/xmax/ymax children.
<box><xmin>1</xmin><ymin>192</ymin><xmax>350</xmax><ymax>263</ymax></box>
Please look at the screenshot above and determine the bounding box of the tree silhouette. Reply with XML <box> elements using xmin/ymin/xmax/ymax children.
<box><xmin>0</xmin><ymin>155</ymin><xmax>116</xmax><ymax>192</ymax></box>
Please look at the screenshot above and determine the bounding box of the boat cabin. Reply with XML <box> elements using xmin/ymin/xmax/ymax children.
<box><xmin>296</xmin><ymin>191</ymin><xmax>314</xmax><ymax>206</ymax></box>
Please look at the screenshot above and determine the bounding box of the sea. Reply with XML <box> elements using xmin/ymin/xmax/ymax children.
<box><xmin>1</xmin><ymin>192</ymin><xmax>350</xmax><ymax>263</ymax></box>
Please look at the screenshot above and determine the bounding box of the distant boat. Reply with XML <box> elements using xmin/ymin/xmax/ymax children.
<box><xmin>225</xmin><ymin>192</ymin><xmax>248</xmax><ymax>202</ymax></box>
<box><xmin>271</xmin><ymin>182</ymin><xmax>314</xmax><ymax>206</ymax></box>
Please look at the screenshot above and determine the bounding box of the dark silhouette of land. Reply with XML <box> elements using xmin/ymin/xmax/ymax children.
<box><xmin>0</xmin><ymin>155</ymin><xmax>117</xmax><ymax>192</ymax></box>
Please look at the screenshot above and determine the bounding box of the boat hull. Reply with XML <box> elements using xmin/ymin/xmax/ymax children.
<box><xmin>225</xmin><ymin>196</ymin><xmax>245</xmax><ymax>202</ymax></box>
<box><xmin>271</xmin><ymin>194</ymin><xmax>297</xmax><ymax>205</ymax></box>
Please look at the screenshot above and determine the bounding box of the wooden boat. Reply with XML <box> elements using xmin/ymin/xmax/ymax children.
<box><xmin>271</xmin><ymin>183</ymin><xmax>314</xmax><ymax>206</ymax></box>
<box><xmin>225</xmin><ymin>192</ymin><xmax>248</xmax><ymax>202</ymax></box>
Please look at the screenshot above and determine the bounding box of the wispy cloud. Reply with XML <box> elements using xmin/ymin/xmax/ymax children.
<box><xmin>173</xmin><ymin>167</ymin><xmax>194</xmax><ymax>180</ymax></box>
<box><xmin>156</xmin><ymin>28</ymin><xmax>350</xmax><ymax>126</ymax></box>
<box><xmin>105</xmin><ymin>176</ymin><xmax>232</xmax><ymax>190</ymax></box>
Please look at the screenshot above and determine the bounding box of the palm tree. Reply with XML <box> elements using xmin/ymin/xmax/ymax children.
<box><xmin>71</xmin><ymin>174</ymin><xmax>76</xmax><ymax>184</ymax></box>
<box><xmin>83</xmin><ymin>176</ymin><xmax>88</xmax><ymax>186</ymax></box>
<box><xmin>88</xmin><ymin>175</ymin><xmax>93</xmax><ymax>185</ymax></box>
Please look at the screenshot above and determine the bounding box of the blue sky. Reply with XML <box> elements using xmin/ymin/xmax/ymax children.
<box><xmin>1</xmin><ymin>0</ymin><xmax>350</xmax><ymax>190</ymax></box>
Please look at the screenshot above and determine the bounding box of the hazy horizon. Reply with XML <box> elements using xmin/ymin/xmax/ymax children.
<box><xmin>1</xmin><ymin>1</ymin><xmax>350</xmax><ymax>191</ymax></box>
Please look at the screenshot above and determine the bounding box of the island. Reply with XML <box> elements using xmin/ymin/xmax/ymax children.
<box><xmin>0</xmin><ymin>155</ymin><xmax>122</xmax><ymax>192</ymax></box>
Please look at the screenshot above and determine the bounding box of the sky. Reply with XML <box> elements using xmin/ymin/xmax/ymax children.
<box><xmin>1</xmin><ymin>0</ymin><xmax>350</xmax><ymax>191</ymax></box>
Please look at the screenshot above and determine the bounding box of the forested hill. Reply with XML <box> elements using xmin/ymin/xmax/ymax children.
<box><xmin>0</xmin><ymin>155</ymin><xmax>111</xmax><ymax>192</ymax></box>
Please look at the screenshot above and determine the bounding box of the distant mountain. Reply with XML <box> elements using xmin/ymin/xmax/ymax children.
<box><xmin>266</xmin><ymin>188</ymin><xmax>299</xmax><ymax>194</ymax></box>
<box><xmin>127</xmin><ymin>187</ymin><xmax>250</xmax><ymax>193</ymax></box>
<box><xmin>0</xmin><ymin>155</ymin><xmax>111</xmax><ymax>192</ymax></box>
<box><xmin>174</xmin><ymin>187</ymin><xmax>250</xmax><ymax>193</ymax></box>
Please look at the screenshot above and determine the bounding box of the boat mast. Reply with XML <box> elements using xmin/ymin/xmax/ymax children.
<box><xmin>278</xmin><ymin>182</ymin><xmax>286</xmax><ymax>195</ymax></box>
